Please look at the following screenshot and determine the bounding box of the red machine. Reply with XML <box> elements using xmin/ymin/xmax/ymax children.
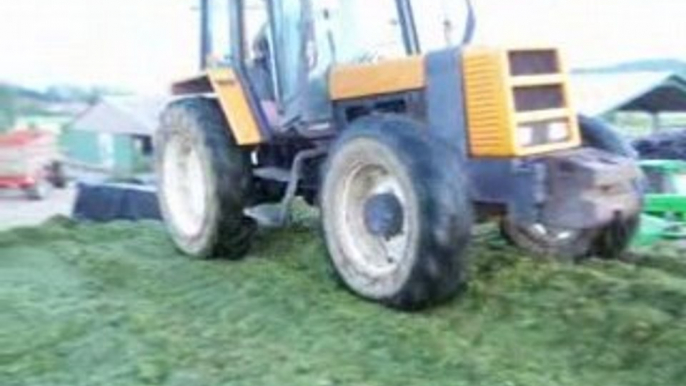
<box><xmin>0</xmin><ymin>130</ymin><xmax>65</xmax><ymax>200</ymax></box>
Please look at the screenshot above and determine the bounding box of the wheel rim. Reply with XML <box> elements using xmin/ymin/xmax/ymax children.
<box><xmin>334</xmin><ymin>160</ymin><xmax>415</xmax><ymax>278</ymax></box>
<box><xmin>162</xmin><ymin>135</ymin><xmax>208</xmax><ymax>238</ymax></box>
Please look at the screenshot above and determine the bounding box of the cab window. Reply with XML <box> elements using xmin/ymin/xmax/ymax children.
<box><xmin>272</xmin><ymin>0</ymin><xmax>304</xmax><ymax>105</ymax></box>
<box><xmin>411</xmin><ymin>0</ymin><xmax>471</xmax><ymax>52</ymax></box>
<box><xmin>207</xmin><ymin>0</ymin><xmax>232</xmax><ymax>65</ymax></box>
<box><xmin>243</xmin><ymin>0</ymin><xmax>270</xmax><ymax>63</ymax></box>
<box><xmin>325</xmin><ymin>0</ymin><xmax>406</xmax><ymax>63</ymax></box>
<box><xmin>243</xmin><ymin>0</ymin><xmax>274</xmax><ymax>100</ymax></box>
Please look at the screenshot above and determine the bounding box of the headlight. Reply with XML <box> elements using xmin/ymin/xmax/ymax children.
<box><xmin>517</xmin><ymin>120</ymin><xmax>570</xmax><ymax>148</ymax></box>
<box><xmin>518</xmin><ymin>125</ymin><xmax>535</xmax><ymax>147</ymax></box>
<box><xmin>548</xmin><ymin>121</ymin><xmax>570</xmax><ymax>142</ymax></box>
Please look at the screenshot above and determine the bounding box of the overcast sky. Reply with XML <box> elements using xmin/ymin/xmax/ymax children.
<box><xmin>0</xmin><ymin>0</ymin><xmax>683</xmax><ymax>94</ymax></box>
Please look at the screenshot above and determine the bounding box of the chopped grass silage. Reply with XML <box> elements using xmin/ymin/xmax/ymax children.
<box><xmin>0</xmin><ymin>216</ymin><xmax>685</xmax><ymax>386</ymax></box>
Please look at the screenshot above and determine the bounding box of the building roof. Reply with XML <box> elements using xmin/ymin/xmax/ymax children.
<box><xmin>71</xmin><ymin>96</ymin><xmax>170</xmax><ymax>136</ymax></box>
<box><xmin>572</xmin><ymin>71</ymin><xmax>686</xmax><ymax>116</ymax></box>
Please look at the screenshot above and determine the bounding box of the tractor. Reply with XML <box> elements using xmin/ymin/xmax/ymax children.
<box><xmin>155</xmin><ymin>0</ymin><xmax>643</xmax><ymax>310</ymax></box>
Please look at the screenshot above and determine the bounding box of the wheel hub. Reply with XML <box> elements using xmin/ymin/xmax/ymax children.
<box><xmin>363</xmin><ymin>193</ymin><xmax>404</xmax><ymax>239</ymax></box>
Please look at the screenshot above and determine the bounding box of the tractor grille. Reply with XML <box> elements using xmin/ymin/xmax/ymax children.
<box><xmin>464</xmin><ymin>47</ymin><xmax>581</xmax><ymax>157</ymax></box>
<box><xmin>514</xmin><ymin>85</ymin><xmax>565</xmax><ymax>112</ymax></box>
<box><xmin>508</xmin><ymin>50</ymin><xmax>559</xmax><ymax>76</ymax></box>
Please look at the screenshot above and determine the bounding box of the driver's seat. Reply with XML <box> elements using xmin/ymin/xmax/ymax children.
<box><xmin>247</xmin><ymin>27</ymin><xmax>281</xmax><ymax>129</ymax></box>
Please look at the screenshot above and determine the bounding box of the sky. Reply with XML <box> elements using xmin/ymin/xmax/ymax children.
<box><xmin>477</xmin><ymin>0</ymin><xmax>686</xmax><ymax>66</ymax></box>
<box><xmin>0</xmin><ymin>0</ymin><xmax>684</xmax><ymax>94</ymax></box>
<box><xmin>0</xmin><ymin>0</ymin><xmax>198</xmax><ymax>93</ymax></box>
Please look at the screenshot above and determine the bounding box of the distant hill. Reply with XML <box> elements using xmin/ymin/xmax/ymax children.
<box><xmin>0</xmin><ymin>83</ymin><xmax>48</xmax><ymax>102</ymax></box>
<box><xmin>574</xmin><ymin>58</ymin><xmax>686</xmax><ymax>78</ymax></box>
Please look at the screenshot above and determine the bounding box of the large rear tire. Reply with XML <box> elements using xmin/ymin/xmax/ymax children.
<box><xmin>501</xmin><ymin>115</ymin><xmax>641</xmax><ymax>260</ymax></box>
<box><xmin>320</xmin><ymin>116</ymin><xmax>473</xmax><ymax>310</ymax></box>
<box><xmin>156</xmin><ymin>98</ymin><xmax>256</xmax><ymax>259</ymax></box>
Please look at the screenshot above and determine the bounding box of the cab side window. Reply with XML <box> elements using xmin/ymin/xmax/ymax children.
<box><xmin>207</xmin><ymin>0</ymin><xmax>232</xmax><ymax>65</ymax></box>
<box><xmin>272</xmin><ymin>0</ymin><xmax>303</xmax><ymax>106</ymax></box>
<box><xmin>243</xmin><ymin>0</ymin><xmax>274</xmax><ymax>100</ymax></box>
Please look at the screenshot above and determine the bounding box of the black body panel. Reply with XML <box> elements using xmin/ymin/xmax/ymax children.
<box><xmin>425</xmin><ymin>49</ymin><xmax>470</xmax><ymax>157</ymax></box>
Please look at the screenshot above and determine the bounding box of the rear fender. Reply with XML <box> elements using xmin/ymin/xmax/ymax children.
<box><xmin>172</xmin><ymin>68</ymin><xmax>270</xmax><ymax>146</ymax></box>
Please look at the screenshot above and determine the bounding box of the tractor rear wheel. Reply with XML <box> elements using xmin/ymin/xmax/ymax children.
<box><xmin>320</xmin><ymin>116</ymin><xmax>473</xmax><ymax>310</ymax></box>
<box><xmin>156</xmin><ymin>98</ymin><xmax>256</xmax><ymax>259</ymax></box>
<box><xmin>501</xmin><ymin>115</ymin><xmax>641</xmax><ymax>260</ymax></box>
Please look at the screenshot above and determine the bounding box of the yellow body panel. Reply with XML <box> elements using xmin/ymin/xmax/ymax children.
<box><xmin>463</xmin><ymin>46</ymin><xmax>581</xmax><ymax>157</ymax></box>
<box><xmin>207</xmin><ymin>68</ymin><xmax>262</xmax><ymax>145</ymax></box>
<box><xmin>329</xmin><ymin>56</ymin><xmax>426</xmax><ymax>100</ymax></box>
<box><xmin>172</xmin><ymin>69</ymin><xmax>262</xmax><ymax>146</ymax></box>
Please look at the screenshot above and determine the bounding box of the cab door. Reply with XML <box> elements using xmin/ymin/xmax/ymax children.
<box><xmin>269</xmin><ymin>0</ymin><xmax>305</xmax><ymax>124</ymax></box>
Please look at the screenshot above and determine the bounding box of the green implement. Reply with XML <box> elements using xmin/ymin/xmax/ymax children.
<box><xmin>633</xmin><ymin>160</ymin><xmax>686</xmax><ymax>247</ymax></box>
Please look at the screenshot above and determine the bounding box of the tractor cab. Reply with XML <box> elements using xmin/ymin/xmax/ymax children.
<box><xmin>191</xmin><ymin>0</ymin><xmax>475</xmax><ymax>131</ymax></box>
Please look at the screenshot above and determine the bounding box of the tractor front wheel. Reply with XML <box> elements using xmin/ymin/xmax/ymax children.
<box><xmin>320</xmin><ymin>116</ymin><xmax>473</xmax><ymax>310</ymax></box>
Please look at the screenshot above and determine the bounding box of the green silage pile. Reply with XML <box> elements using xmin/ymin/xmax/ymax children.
<box><xmin>0</xmin><ymin>217</ymin><xmax>684</xmax><ymax>386</ymax></box>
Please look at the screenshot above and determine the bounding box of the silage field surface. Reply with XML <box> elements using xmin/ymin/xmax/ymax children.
<box><xmin>1</xmin><ymin>216</ymin><xmax>685</xmax><ymax>386</ymax></box>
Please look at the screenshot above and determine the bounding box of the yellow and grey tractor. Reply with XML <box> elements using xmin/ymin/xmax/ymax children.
<box><xmin>156</xmin><ymin>0</ymin><xmax>643</xmax><ymax>310</ymax></box>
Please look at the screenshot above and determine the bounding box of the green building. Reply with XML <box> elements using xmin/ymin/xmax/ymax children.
<box><xmin>63</xmin><ymin>97</ymin><xmax>168</xmax><ymax>176</ymax></box>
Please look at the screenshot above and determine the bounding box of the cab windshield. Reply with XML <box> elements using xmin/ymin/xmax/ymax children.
<box><xmin>323</xmin><ymin>0</ymin><xmax>471</xmax><ymax>63</ymax></box>
<box><xmin>325</xmin><ymin>0</ymin><xmax>407</xmax><ymax>62</ymax></box>
<box><xmin>411</xmin><ymin>0</ymin><xmax>472</xmax><ymax>52</ymax></box>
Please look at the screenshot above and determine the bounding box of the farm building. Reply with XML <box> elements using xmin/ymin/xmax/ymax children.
<box><xmin>63</xmin><ymin>97</ymin><xmax>168</xmax><ymax>175</ymax></box>
<box><xmin>572</xmin><ymin>71</ymin><xmax>686</xmax><ymax>135</ymax></box>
